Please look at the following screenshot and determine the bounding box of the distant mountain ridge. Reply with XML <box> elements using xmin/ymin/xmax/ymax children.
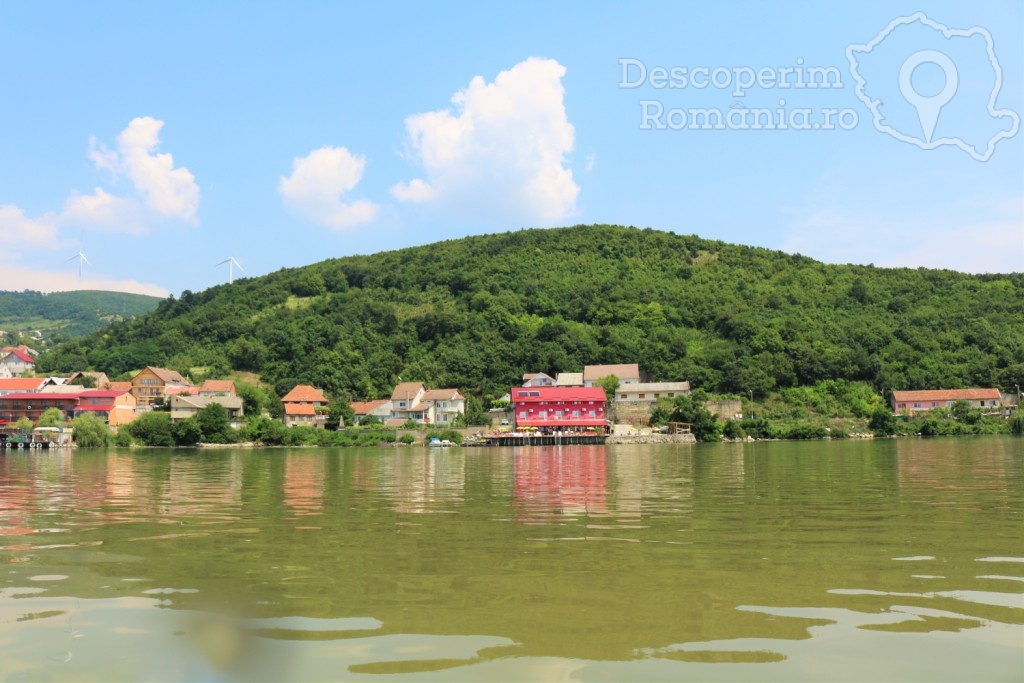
<box><xmin>0</xmin><ymin>290</ymin><xmax>162</xmax><ymax>344</ymax></box>
<box><xmin>37</xmin><ymin>225</ymin><xmax>1024</xmax><ymax>399</ymax></box>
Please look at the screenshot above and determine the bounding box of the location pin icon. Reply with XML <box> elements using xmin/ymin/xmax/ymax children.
<box><xmin>899</xmin><ymin>50</ymin><xmax>958</xmax><ymax>143</ymax></box>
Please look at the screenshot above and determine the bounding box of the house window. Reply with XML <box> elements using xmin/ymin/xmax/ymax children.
<box><xmin>932</xmin><ymin>402</ymin><xmax>938</xmax><ymax>407</ymax></box>
<box><xmin>519</xmin><ymin>411</ymin><xmax>527</xmax><ymax>418</ymax></box>
<box><xmin>638</xmin><ymin>394</ymin><xmax>645</xmax><ymax>399</ymax></box>
<box><xmin>555</xmin><ymin>410</ymin><xmax>564</xmax><ymax>419</ymax></box>
<box><xmin>399</xmin><ymin>401</ymin><xmax>406</xmax><ymax>408</ymax></box>
<box><xmin>572</xmin><ymin>410</ymin><xmax>581</xmax><ymax>418</ymax></box>
<box><xmin>589</xmin><ymin>410</ymin><xmax>596</xmax><ymax>417</ymax></box>
<box><xmin>668</xmin><ymin>393</ymin><xmax>675</xmax><ymax>398</ymax></box>
<box><xmin>539</xmin><ymin>411</ymin><xmax>547</xmax><ymax>419</ymax></box>
<box><xmin>914</xmin><ymin>402</ymin><xmax>921</xmax><ymax>408</ymax></box>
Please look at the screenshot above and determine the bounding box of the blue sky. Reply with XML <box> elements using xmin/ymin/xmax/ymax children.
<box><xmin>0</xmin><ymin>1</ymin><xmax>1020</xmax><ymax>297</ymax></box>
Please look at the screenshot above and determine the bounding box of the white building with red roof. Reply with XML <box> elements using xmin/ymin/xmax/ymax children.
<box><xmin>0</xmin><ymin>349</ymin><xmax>35</xmax><ymax>378</ymax></box>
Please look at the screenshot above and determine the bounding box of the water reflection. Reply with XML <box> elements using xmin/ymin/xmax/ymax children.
<box><xmin>0</xmin><ymin>438</ymin><xmax>1021</xmax><ymax>681</ymax></box>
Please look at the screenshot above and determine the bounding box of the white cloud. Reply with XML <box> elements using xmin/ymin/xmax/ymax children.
<box><xmin>88</xmin><ymin>117</ymin><xmax>199</xmax><ymax>223</ymax></box>
<box><xmin>60</xmin><ymin>188</ymin><xmax>146</xmax><ymax>234</ymax></box>
<box><xmin>391</xmin><ymin>57</ymin><xmax>579</xmax><ymax>225</ymax></box>
<box><xmin>0</xmin><ymin>204</ymin><xmax>60</xmax><ymax>251</ymax></box>
<box><xmin>0</xmin><ymin>264</ymin><xmax>168</xmax><ymax>297</ymax></box>
<box><xmin>279</xmin><ymin>146</ymin><xmax>378</xmax><ymax>229</ymax></box>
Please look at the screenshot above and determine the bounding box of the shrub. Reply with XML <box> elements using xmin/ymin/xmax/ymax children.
<box><xmin>112</xmin><ymin>430</ymin><xmax>133</xmax><ymax>447</ymax></box>
<box><xmin>127</xmin><ymin>412</ymin><xmax>174</xmax><ymax>447</ymax></box>
<box><xmin>399</xmin><ymin>433</ymin><xmax>415</xmax><ymax>445</ymax></box>
<box><xmin>722</xmin><ymin>419</ymin><xmax>745</xmax><ymax>439</ymax></box>
<box><xmin>72</xmin><ymin>414</ymin><xmax>109</xmax><ymax>447</ymax></box>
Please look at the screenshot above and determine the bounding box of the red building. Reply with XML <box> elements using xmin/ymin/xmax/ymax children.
<box><xmin>0</xmin><ymin>393</ymin><xmax>80</xmax><ymax>426</ymax></box>
<box><xmin>511</xmin><ymin>386</ymin><xmax>607</xmax><ymax>431</ymax></box>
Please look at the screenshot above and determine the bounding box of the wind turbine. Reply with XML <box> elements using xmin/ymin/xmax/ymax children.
<box><xmin>66</xmin><ymin>249</ymin><xmax>90</xmax><ymax>283</ymax></box>
<box><xmin>217</xmin><ymin>256</ymin><xmax>245</xmax><ymax>284</ymax></box>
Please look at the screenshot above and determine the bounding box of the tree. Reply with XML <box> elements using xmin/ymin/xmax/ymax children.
<box><xmin>127</xmin><ymin>412</ymin><xmax>174</xmax><ymax>446</ymax></box>
<box><xmin>71</xmin><ymin>413</ymin><xmax>109</xmax><ymax>447</ymax></box>
<box><xmin>868</xmin><ymin>405</ymin><xmax>897</xmax><ymax>436</ymax></box>
<box><xmin>594</xmin><ymin>375</ymin><xmax>620</xmax><ymax>402</ymax></box>
<box><xmin>13</xmin><ymin>416</ymin><xmax>33</xmax><ymax>433</ymax></box>
<box><xmin>236</xmin><ymin>381</ymin><xmax>272</xmax><ymax>417</ymax></box>
<box><xmin>667</xmin><ymin>393</ymin><xmax>721</xmax><ymax>442</ymax></box>
<box><xmin>70</xmin><ymin>375</ymin><xmax>97</xmax><ymax>388</ymax></box>
<box><xmin>195</xmin><ymin>402</ymin><xmax>231</xmax><ymax>442</ymax></box>
<box><xmin>37</xmin><ymin>407</ymin><xmax>66</xmax><ymax>427</ymax></box>
<box><xmin>173</xmin><ymin>418</ymin><xmax>203</xmax><ymax>446</ymax></box>
<box><xmin>463</xmin><ymin>396</ymin><xmax>490</xmax><ymax>426</ymax></box>
<box><xmin>1011</xmin><ymin>410</ymin><xmax>1024</xmax><ymax>435</ymax></box>
<box><xmin>360</xmin><ymin>413</ymin><xmax>381</xmax><ymax>426</ymax></box>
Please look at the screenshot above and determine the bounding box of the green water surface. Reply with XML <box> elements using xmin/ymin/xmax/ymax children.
<box><xmin>1</xmin><ymin>437</ymin><xmax>1021</xmax><ymax>681</ymax></box>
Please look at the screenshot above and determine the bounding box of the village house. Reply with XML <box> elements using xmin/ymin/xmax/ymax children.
<box><xmin>891</xmin><ymin>389</ymin><xmax>1003</xmax><ymax>415</ymax></box>
<box><xmin>170</xmin><ymin>394</ymin><xmax>244</xmax><ymax>428</ymax></box>
<box><xmin>131</xmin><ymin>367</ymin><xmax>192</xmax><ymax>407</ymax></box>
<box><xmin>349</xmin><ymin>399</ymin><xmax>393</xmax><ymax>424</ymax></box>
<box><xmin>583</xmin><ymin>363</ymin><xmax>641</xmax><ymax>387</ymax></box>
<box><xmin>522</xmin><ymin>372</ymin><xmax>556</xmax><ymax>387</ymax></box>
<box><xmin>281</xmin><ymin>384</ymin><xmax>328</xmax><ymax>428</ymax></box>
<box><xmin>388</xmin><ymin>382</ymin><xmax>465</xmax><ymax>426</ymax></box>
<box><xmin>614</xmin><ymin>381</ymin><xmax>692</xmax><ymax>424</ymax></box>
<box><xmin>0</xmin><ymin>349</ymin><xmax>35</xmax><ymax>378</ymax></box>
<box><xmin>421</xmin><ymin>388</ymin><xmax>465</xmax><ymax>425</ymax></box>
<box><xmin>73</xmin><ymin>389</ymin><xmax>138</xmax><ymax>430</ymax></box>
<box><xmin>511</xmin><ymin>386</ymin><xmax>608</xmax><ymax>431</ymax></box>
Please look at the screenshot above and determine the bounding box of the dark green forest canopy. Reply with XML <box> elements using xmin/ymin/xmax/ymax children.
<box><xmin>37</xmin><ymin>225</ymin><xmax>1024</xmax><ymax>402</ymax></box>
<box><xmin>0</xmin><ymin>289</ymin><xmax>161</xmax><ymax>342</ymax></box>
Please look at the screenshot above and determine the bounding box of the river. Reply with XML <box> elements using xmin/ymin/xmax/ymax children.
<box><xmin>1</xmin><ymin>437</ymin><xmax>1021</xmax><ymax>682</ymax></box>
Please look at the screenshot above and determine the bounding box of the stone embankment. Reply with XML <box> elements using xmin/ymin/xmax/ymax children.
<box><xmin>606</xmin><ymin>433</ymin><xmax>696</xmax><ymax>445</ymax></box>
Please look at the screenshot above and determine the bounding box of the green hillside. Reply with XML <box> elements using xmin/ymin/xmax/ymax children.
<box><xmin>0</xmin><ymin>290</ymin><xmax>162</xmax><ymax>345</ymax></box>
<box><xmin>37</xmin><ymin>226</ymin><xmax>1024</xmax><ymax>401</ymax></box>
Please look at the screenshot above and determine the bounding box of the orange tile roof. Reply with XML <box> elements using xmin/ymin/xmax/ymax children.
<box><xmin>892</xmin><ymin>389</ymin><xmax>1001</xmax><ymax>402</ymax></box>
<box><xmin>284</xmin><ymin>403</ymin><xmax>317</xmax><ymax>416</ymax></box>
<box><xmin>106</xmin><ymin>381</ymin><xmax>132</xmax><ymax>392</ymax></box>
<box><xmin>164</xmin><ymin>386</ymin><xmax>198</xmax><ymax>396</ymax></box>
<box><xmin>138</xmin><ymin>366</ymin><xmax>189</xmax><ymax>385</ymax></box>
<box><xmin>0</xmin><ymin>378</ymin><xmax>45</xmax><ymax>392</ymax></box>
<box><xmin>390</xmin><ymin>382</ymin><xmax>425</xmax><ymax>401</ymax></box>
<box><xmin>350</xmin><ymin>399</ymin><xmax>389</xmax><ymax>414</ymax></box>
<box><xmin>281</xmin><ymin>385</ymin><xmax>327</xmax><ymax>403</ymax></box>
<box><xmin>200</xmin><ymin>379</ymin><xmax>236</xmax><ymax>394</ymax></box>
<box><xmin>421</xmin><ymin>389</ymin><xmax>463</xmax><ymax>401</ymax></box>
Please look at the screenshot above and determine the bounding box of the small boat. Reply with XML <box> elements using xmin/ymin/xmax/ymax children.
<box><xmin>428</xmin><ymin>438</ymin><xmax>456</xmax><ymax>447</ymax></box>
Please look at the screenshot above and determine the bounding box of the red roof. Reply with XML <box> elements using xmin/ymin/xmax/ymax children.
<box><xmin>512</xmin><ymin>386</ymin><xmax>607</xmax><ymax>403</ymax></box>
<box><xmin>0</xmin><ymin>393</ymin><xmax>79</xmax><ymax>402</ymax></box>
<box><xmin>281</xmin><ymin>385</ymin><xmax>327</xmax><ymax>403</ymax></box>
<box><xmin>3</xmin><ymin>349</ymin><xmax>35</xmax><ymax>364</ymax></box>
<box><xmin>78</xmin><ymin>390</ymin><xmax>130</xmax><ymax>399</ymax></box>
<box><xmin>284</xmin><ymin>403</ymin><xmax>317</xmax><ymax>416</ymax></box>
<box><xmin>892</xmin><ymin>389</ymin><xmax>1001</xmax><ymax>402</ymax></box>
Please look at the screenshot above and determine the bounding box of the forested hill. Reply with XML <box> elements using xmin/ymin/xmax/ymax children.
<box><xmin>0</xmin><ymin>290</ymin><xmax>161</xmax><ymax>344</ymax></box>
<box><xmin>38</xmin><ymin>226</ymin><xmax>1024</xmax><ymax>401</ymax></box>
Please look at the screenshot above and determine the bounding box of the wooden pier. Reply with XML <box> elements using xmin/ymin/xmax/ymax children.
<box><xmin>484</xmin><ymin>433</ymin><xmax>608</xmax><ymax>447</ymax></box>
